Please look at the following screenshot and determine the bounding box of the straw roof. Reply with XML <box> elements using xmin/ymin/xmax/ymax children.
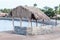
<box><xmin>10</xmin><ymin>6</ymin><xmax>50</xmax><ymax>20</ymax></box>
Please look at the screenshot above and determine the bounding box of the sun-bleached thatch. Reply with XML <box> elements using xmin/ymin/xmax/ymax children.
<box><xmin>10</xmin><ymin>6</ymin><xmax>50</xmax><ymax>20</ymax></box>
<box><xmin>9</xmin><ymin>6</ymin><xmax>50</xmax><ymax>35</ymax></box>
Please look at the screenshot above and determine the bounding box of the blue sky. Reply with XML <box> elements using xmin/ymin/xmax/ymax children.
<box><xmin>0</xmin><ymin>0</ymin><xmax>60</xmax><ymax>9</ymax></box>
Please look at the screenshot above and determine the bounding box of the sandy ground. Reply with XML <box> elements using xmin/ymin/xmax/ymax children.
<box><xmin>0</xmin><ymin>27</ymin><xmax>60</xmax><ymax>40</ymax></box>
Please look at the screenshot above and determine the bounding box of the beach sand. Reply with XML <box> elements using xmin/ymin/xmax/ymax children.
<box><xmin>0</xmin><ymin>27</ymin><xmax>60</xmax><ymax>40</ymax></box>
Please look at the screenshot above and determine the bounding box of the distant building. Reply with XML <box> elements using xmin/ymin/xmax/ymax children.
<box><xmin>0</xmin><ymin>12</ymin><xmax>8</xmax><ymax>17</ymax></box>
<box><xmin>53</xmin><ymin>14</ymin><xmax>60</xmax><ymax>19</ymax></box>
<box><xmin>57</xmin><ymin>14</ymin><xmax>60</xmax><ymax>18</ymax></box>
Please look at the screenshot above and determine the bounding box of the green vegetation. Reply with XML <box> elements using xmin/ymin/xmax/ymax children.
<box><xmin>0</xmin><ymin>8</ymin><xmax>11</xmax><ymax>13</ymax></box>
<box><xmin>33</xmin><ymin>3</ymin><xmax>60</xmax><ymax>18</ymax></box>
<box><xmin>41</xmin><ymin>6</ymin><xmax>55</xmax><ymax>17</ymax></box>
<box><xmin>41</xmin><ymin>4</ymin><xmax>60</xmax><ymax>18</ymax></box>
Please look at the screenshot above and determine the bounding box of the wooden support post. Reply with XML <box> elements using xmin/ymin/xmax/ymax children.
<box><xmin>43</xmin><ymin>19</ymin><xmax>44</xmax><ymax>26</ymax></box>
<box><xmin>28</xmin><ymin>19</ymin><xmax>31</xmax><ymax>27</ymax></box>
<box><xmin>31</xmin><ymin>19</ymin><xmax>33</xmax><ymax>35</ymax></box>
<box><xmin>36</xmin><ymin>20</ymin><xmax>38</xmax><ymax>27</ymax></box>
<box><xmin>55</xmin><ymin>17</ymin><xmax>57</xmax><ymax>26</ymax></box>
<box><xmin>31</xmin><ymin>20</ymin><xmax>32</xmax><ymax>27</ymax></box>
<box><xmin>20</xmin><ymin>18</ymin><xmax>22</xmax><ymax>27</ymax></box>
<box><xmin>12</xmin><ymin>17</ymin><xmax>14</xmax><ymax>27</ymax></box>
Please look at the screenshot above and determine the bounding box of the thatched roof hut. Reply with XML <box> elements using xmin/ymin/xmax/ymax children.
<box><xmin>10</xmin><ymin>6</ymin><xmax>50</xmax><ymax>20</ymax></box>
<box><xmin>9</xmin><ymin>6</ymin><xmax>50</xmax><ymax>35</ymax></box>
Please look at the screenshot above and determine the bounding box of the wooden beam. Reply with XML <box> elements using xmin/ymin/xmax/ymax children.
<box><xmin>31</xmin><ymin>19</ymin><xmax>33</xmax><ymax>35</ymax></box>
<box><xmin>12</xmin><ymin>16</ymin><xmax>14</xmax><ymax>27</ymax></box>
<box><xmin>28</xmin><ymin>19</ymin><xmax>31</xmax><ymax>27</ymax></box>
<box><xmin>43</xmin><ymin>19</ymin><xmax>44</xmax><ymax>26</ymax></box>
<box><xmin>20</xmin><ymin>18</ymin><xmax>22</xmax><ymax>27</ymax></box>
<box><xmin>55</xmin><ymin>17</ymin><xmax>57</xmax><ymax>26</ymax></box>
<box><xmin>30</xmin><ymin>20</ymin><xmax>32</xmax><ymax>27</ymax></box>
<box><xmin>36</xmin><ymin>20</ymin><xmax>38</xmax><ymax>27</ymax></box>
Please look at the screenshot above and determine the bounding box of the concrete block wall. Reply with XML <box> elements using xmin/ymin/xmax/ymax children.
<box><xmin>14</xmin><ymin>26</ymin><xmax>53</xmax><ymax>35</ymax></box>
<box><xmin>14</xmin><ymin>26</ymin><xmax>27</xmax><ymax>35</ymax></box>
